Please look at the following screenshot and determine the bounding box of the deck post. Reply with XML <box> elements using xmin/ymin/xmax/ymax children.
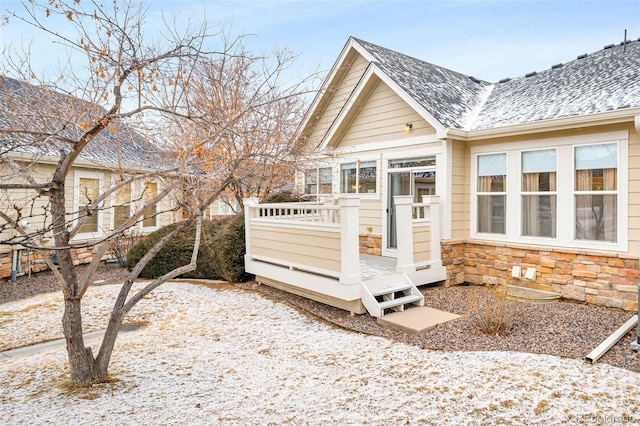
<box><xmin>243</xmin><ymin>197</ymin><xmax>259</xmax><ymax>262</ymax></box>
<box><xmin>394</xmin><ymin>195</ymin><xmax>416</xmax><ymax>273</ymax></box>
<box><xmin>339</xmin><ymin>197</ymin><xmax>361</xmax><ymax>284</ymax></box>
<box><xmin>423</xmin><ymin>195</ymin><xmax>442</xmax><ymax>267</ymax></box>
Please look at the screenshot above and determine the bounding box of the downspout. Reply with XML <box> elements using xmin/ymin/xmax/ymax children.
<box><xmin>632</xmin><ymin>286</ymin><xmax>640</xmax><ymax>352</ymax></box>
<box><xmin>634</xmin><ymin>117</ymin><xmax>640</xmax><ymax>352</ymax></box>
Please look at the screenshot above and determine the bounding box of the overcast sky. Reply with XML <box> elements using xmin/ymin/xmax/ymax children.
<box><xmin>1</xmin><ymin>0</ymin><xmax>640</xmax><ymax>83</ymax></box>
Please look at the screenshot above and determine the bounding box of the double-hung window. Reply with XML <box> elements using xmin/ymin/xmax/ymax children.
<box><xmin>142</xmin><ymin>181</ymin><xmax>158</xmax><ymax>229</ymax></box>
<box><xmin>477</xmin><ymin>153</ymin><xmax>506</xmax><ymax>234</ymax></box>
<box><xmin>574</xmin><ymin>143</ymin><xmax>617</xmax><ymax>242</ymax></box>
<box><xmin>113</xmin><ymin>183</ymin><xmax>132</xmax><ymax>230</ymax></box>
<box><xmin>340</xmin><ymin>161</ymin><xmax>377</xmax><ymax>194</ymax></box>
<box><xmin>522</xmin><ymin>149</ymin><xmax>557</xmax><ymax>238</ymax></box>
<box><xmin>304</xmin><ymin>167</ymin><xmax>332</xmax><ymax>196</ymax></box>
<box><xmin>74</xmin><ymin>171</ymin><xmax>104</xmax><ymax>238</ymax></box>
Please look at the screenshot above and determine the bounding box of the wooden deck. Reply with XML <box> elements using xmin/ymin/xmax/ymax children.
<box><xmin>360</xmin><ymin>253</ymin><xmax>397</xmax><ymax>280</ymax></box>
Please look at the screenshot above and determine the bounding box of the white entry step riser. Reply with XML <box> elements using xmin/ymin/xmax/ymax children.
<box><xmin>370</xmin><ymin>283</ymin><xmax>413</xmax><ymax>297</ymax></box>
<box><xmin>361</xmin><ymin>273</ymin><xmax>425</xmax><ymax>318</ymax></box>
<box><xmin>378</xmin><ymin>294</ymin><xmax>423</xmax><ymax>310</ymax></box>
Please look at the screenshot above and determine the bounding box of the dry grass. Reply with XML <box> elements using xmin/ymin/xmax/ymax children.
<box><xmin>466</xmin><ymin>282</ymin><xmax>520</xmax><ymax>336</ymax></box>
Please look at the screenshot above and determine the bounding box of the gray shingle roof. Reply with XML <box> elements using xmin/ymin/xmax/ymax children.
<box><xmin>474</xmin><ymin>40</ymin><xmax>640</xmax><ymax>130</ymax></box>
<box><xmin>0</xmin><ymin>77</ymin><xmax>168</xmax><ymax>171</ymax></box>
<box><xmin>353</xmin><ymin>37</ymin><xmax>640</xmax><ymax>131</ymax></box>
<box><xmin>353</xmin><ymin>38</ymin><xmax>492</xmax><ymax>129</ymax></box>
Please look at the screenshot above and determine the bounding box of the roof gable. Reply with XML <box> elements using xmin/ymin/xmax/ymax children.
<box><xmin>351</xmin><ymin>38</ymin><xmax>493</xmax><ymax>130</ymax></box>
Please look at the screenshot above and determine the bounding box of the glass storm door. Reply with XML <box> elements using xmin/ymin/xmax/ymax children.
<box><xmin>386</xmin><ymin>169</ymin><xmax>436</xmax><ymax>250</ymax></box>
<box><xmin>387</xmin><ymin>172</ymin><xmax>411</xmax><ymax>249</ymax></box>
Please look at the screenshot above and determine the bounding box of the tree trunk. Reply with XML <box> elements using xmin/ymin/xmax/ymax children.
<box><xmin>62</xmin><ymin>297</ymin><xmax>96</xmax><ymax>387</ymax></box>
<box><xmin>49</xmin><ymin>177</ymin><xmax>98</xmax><ymax>387</ymax></box>
<box><xmin>93</xmin><ymin>311</ymin><xmax>125</xmax><ymax>382</ymax></box>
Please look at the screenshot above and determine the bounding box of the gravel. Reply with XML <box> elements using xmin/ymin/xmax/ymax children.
<box><xmin>2</xmin><ymin>263</ymin><xmax>639</xmax><ymax>372</ymax></box>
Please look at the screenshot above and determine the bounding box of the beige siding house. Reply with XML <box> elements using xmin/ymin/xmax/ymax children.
<box><xmin>245</xmin><ymin>37</ymin><xmax>640</xmax><ymax>315</ymax></box>
<box><xmin>0</xmin><ymin>77</ymin><xmax>179</xmax><ymax>280</ymax></box>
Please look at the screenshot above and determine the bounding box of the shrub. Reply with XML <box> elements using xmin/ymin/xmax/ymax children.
<box><xmin>259</xmin><ymin>191</ymin><xmax>305</xmax><ymax>204</ymax></box>
<box><xmin>206</xmin><ymin>213</ymin><xmax>252</xmax><ymax>283</ymax></box>
<box><xmin>109</xmin><ymin>231</ymin><xmax>143</xmax><ymax>267</ymax></box>
<box><xmin>467</xmin><ymin>282</ymin><xmax>519</xmax><ymax>335</ymax></box>
<box><xmin>127</xmin><ymin>219</ymin><xmax>224</xmax><ymax>279</ymax></box>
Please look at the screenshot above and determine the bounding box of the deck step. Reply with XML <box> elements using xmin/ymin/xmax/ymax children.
<box><xmin>378</xmin><ymin>294</ymin><xmax>423</xmax><ymax>310</ymax></box>
<box><xmin>370</xmin><ymin>283</ymin><xmax>413</xmax><ymax>297</ymax></box>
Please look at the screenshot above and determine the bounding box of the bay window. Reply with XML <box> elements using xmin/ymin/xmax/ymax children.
<box><xmin>522</xmin><ymin>149</ymin><xmax>557</xmax><ymax>238</ymax></box>
<box><xmin>477</xmin><ymin>153</ymin><xmax>506</xmax><ymax>234</ymax></box>
<box><xmin>472</xmin><ymin>133</ymin><xmax>626</xmax><ymax>251</ymax></box>
<box><xmin>574</xmin><ymin>143</ymin><xmax>617</xmax><ymax>242</ymax></box>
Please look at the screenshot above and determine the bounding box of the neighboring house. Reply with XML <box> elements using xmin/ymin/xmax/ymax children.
<box><xmin>244</xmin><ymin>36</ymin><xmax>640</xmax><ymax>316</ymax></box>
<box><xmin>0</xmin><ymin>77</ymin><xmax>180</xmax><ymax>280</ymax></box>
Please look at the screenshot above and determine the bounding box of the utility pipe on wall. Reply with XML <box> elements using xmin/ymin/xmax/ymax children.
<box><xmin>10</xmin><ymin>249</ymin><xmax>18</xmax><ymax>282</ymax></box>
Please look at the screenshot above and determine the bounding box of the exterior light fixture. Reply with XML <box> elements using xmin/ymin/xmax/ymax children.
<box><xmin>404</xmin><ymin>122</ymin><xmax>413</xmax><ymax>131</ymax></box>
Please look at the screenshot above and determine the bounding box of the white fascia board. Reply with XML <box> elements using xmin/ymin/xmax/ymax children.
<box><xmin>446</xmin><ymin>107</ymin><xmax>640</xmax><ymax>141</ymax></box>
<box><xmin>318</xmin><ymin>63</ymin><xmax>448</xmax><ymax>150</ymax></box>
<box><xmin>317</xmin><ymin>62</ymin><xmax>377</xmax><ymax>150</ymax></box>
<box><xmin>296</xmin><ymin>38</ymin><xmax>366</xmax><ymax>141</ymax></box>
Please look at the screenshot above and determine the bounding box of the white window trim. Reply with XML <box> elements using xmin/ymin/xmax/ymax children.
<box><xmin>303</xmin><ymin>166</ymin><xmax>333</xmax><ymax>198</ymax></box>
<box><xmin>520</xmin><ymin>147</ymin><xmax>558</xmax><ymax>239</ymax></box>
<box><xmin>338</xmin><ymin>157</ymin><xmax>380</xmax><ymax>200</ymax></box>
<box><xmin>73</xmin><ymin>170</ymin><xmax>104</xmax><ymax>240</ymax></box>
<box><xmin>470</xmin><ymin>131</ymin><xmax>628</xmax><ymax>252</ymax></box>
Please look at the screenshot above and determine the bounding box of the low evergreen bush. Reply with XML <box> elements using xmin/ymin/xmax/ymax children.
<box><xmin>206</xmin><ymin>213</ymin><xmax>252</xmax><ymax>283</ymax></box>
<box><xmin>127</xmin><ymin>219</ymin><xmax>223</xmax><ymax>279</ymax></box>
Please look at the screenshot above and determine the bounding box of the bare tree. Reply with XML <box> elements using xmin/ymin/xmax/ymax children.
<box><xmin>0</xmin><ymin>0</ymin><xmax>312</xmax><ymax>387</ymax></box>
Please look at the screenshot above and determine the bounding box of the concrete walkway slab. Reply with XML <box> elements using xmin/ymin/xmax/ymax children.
<box><xmin>0</xmin><ymin>324</ymin><xmax>143</xmax><ymax>360</ymax></box>
<box><xmin>377</xmin><ymin>307</ymin><xmax>461</xmax><ymax>334</ymax></box>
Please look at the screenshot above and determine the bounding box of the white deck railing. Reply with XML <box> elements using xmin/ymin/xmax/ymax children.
<box><xmin>394</xmin><ymin>195</ymin><xmax>441</xmax><ymax>273</ymax></box>
<box><xmin>244</xmin><ymin>198</ymin><xmax>361</xmax><ymax>285</ymax></box>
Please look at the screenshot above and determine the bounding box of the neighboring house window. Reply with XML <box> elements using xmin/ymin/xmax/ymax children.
<box><xmin>522</xmin><ymin>149</ymin><xmax>556</xmax><ymax>238</ymax></box>
<box><xmin>340</xmin><ymin>161</ymin><xmax>377</xmax><ymax>194</ymax></box>
<box><xmin>74</xmin><ymin>171</ymin><xmax>103</xmax><ymax>238</ymax></box>
<box><xmin>574</xmin><ymin>143</ymin><xmax>617</xmax><ymax>242</ymax></box>
<box><xmin>113</xmin><ymin>183</ymin><xmax>132</xmax><ymax>230</ymax></box>
<box><xmin>142</xmin><ymin>181</ymin><xmax>158</xmax><ymax>228</ymax></box>
<box><xmin>477</xmin><ymin>153</ymin><xmax>506</xmax><ymax>234</ymax></box>
<box><xmin>304</xmin><ymin>167</ymin><xmax>332</xmax><ymax>195</ymax></box>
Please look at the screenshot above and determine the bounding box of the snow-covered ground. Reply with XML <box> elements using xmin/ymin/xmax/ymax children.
<box><xmin>1</xmin><ymin>281</ymin><xmax>639</xmax><ymax>425</ymax></box>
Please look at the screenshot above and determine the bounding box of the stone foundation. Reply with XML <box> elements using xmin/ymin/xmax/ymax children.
<box><xmin>441</xmin><ymin>239</ymin><xmax>639</xmax><ymax>311</ymax></box>
<box><xmin>0</xmin><ymin>246</ymin><xmax>108</xmax><ymax>280</ymax></box>
<box><xmin>359</xmin><ymin>233</ymin><xmax>382</xmax><ymax>256</ymax></box>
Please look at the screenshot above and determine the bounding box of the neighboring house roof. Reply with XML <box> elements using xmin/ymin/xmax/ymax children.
<box><xmin>0</xmin><ymin>76</ymin><xmax>168</xmax><ymax>172</ymax></box>
<box><xmin>343</xmin><ymin>37</ymin><xmax>640</xmax><ymax>133</ymax></box>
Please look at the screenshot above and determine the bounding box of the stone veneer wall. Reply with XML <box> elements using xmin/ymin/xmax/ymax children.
<box><xmin>442</xmin><ymin>240</ymin><xmax>639</xmax><ymax>311</ymax></box>
<box><xmin>0</xmin><ymin>246</ymin><xmax>105</xmax><ymax>280</ymax></box>
<box><xmin>359</xmin><ymin>234</ymin><xmax>382</xmax><ymax>256</ymax></box>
